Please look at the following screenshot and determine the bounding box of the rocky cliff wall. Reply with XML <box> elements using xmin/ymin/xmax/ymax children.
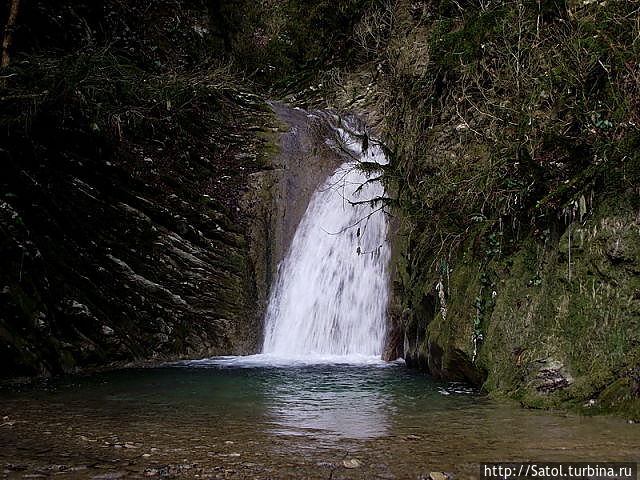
<box><xmin>0</xmin><ymin>81</ymin><xmax>352</xmax><ymax>379</ymax></box>
<box><xmin>0</xmin><ymin>0</ymin><xmax>346</xmax><ymax>378</ymax></box>
<box><xmin>0</xmin><ymin>91</ymin><xmax>277</xmax><ymax>377</ymax></box>
<box><xmin>325</xmin><ymin>0</ymin><xmax>640</xmax><ymax>418</ymax></box>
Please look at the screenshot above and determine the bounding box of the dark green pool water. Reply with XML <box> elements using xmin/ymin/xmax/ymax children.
<box><xmin>1</xmin><ymin>358</ymin><xmax>638</xmax><ymax>479</ymax></box>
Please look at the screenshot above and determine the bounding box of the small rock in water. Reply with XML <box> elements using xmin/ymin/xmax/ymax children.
<box><xmin>91</xmin><ymin>473</ymin><xmax>125</xmax><ymax>480</ymax></box>
<box><xmin>68</xmin><ymin>466</ymin><xmax>88</xmax><ymax>472</ymax></box>
<box><xmin>4</xmin><ymin>464</ymin><xmax>27</xmax><ymax>471</ymax></box>
<box><xmin>343</xmin><ymin>459</ymin><xmax>362</xmax><ymax>469</ymax></box>
<box><xmin>428</xmin><ymin>472</ymin><xmax>449</xmax><ymax>480</ymax></box>
<box><xmin>40</xmin><ymin>465</ymin><xmax>68</xmax><ymax>472</ymax></box>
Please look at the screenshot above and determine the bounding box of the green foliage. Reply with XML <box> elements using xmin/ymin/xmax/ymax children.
<box><xmin>218</xmin><ymin>0</ymin><xmax>377</xmax><ymax>86</ymax></box>
<box><xmin>238</xmin><ymin>0</ymin><xmax>377</xmax><ymax>85</ymax></box>
<box><xmin>1</xmin><ymin>53</ymin><xmax>241</xmax><ymax>150</ymax></box>
<box><xmin>14</xmin><ymin>0</ymin><xmax>217</xmax><ymax>73</ymax></box>
<box><xmin>429</xmin><ymin>6</ymin><xmax>509</xmax><ymax>69</ymax></box>
<box><xmin>378</xmin><ymin>0</ymin><xmax>640</xmax><ymax>415</ymax></box>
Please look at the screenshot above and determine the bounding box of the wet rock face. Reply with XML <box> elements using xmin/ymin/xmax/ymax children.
<box><xmin>0</xmin><ymin>0</ymin><xmax>274</xmax><ymax>377</ymax></box>
<box><xmin>0</xmin><ymin>100</ymin><xmax>280</xmax><ymax>377</ymax></box>
<box><xmin>533</xmin><ymin>359</ymin><xmax>573</xmax><ymax>394</ymax></box>
<box><xmin>245</xmin><ymin>102</ymin><xmax>346</xmax><ymax>282</ymax></box>
<box><xmin>392</xmin><ymin>182</ymin><xmax>640</xmax><ymax>414</ymax></box>
<box><xmin>243</xmin><ymin>103</ymin><xmax>356</xmax><ymax>348</ymax></box>
<box><xmin>0</xmin><ymin>100</ymin><xmax>350</xmax><ymax>378</ymax></box>
<box><xmin>0</xmin><ymin>130</ymin><xmax>263</xmax><ymax>377</ymax></box>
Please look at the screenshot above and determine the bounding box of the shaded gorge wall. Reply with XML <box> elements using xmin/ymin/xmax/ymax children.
<box><xmin>0</xmin><ymin>0</ymin><xmax>355</xmax><ymax>378</ymax></box>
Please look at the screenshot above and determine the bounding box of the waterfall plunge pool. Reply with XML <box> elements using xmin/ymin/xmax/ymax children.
<box><xmin>2</xmin><ymin>117</ymin><xmax>638</xmax><ymax>479</ymax></box>
<box><xmin>1</xmin><ymin>360</ymin><xmax>638</xmax><ymax>479</ymax></box>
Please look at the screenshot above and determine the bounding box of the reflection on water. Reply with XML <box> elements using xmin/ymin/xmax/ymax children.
<box><xmin>179</xmin><ymin>355</ymin><xmax>399</xmax><ymax>440</ymax></box>
<box><xmin>268</xmin><ymin>387</ymin><xmax>388</xmax><ymax>439</ymax></box>
<box><xmin>265</xmin><ymin>367</ymin><xmax>391</xmax><ymax>439</ymax></box>
<box><xmin>1</xmin><ymin>358</ymin><xmax>639</xmax><ymax>480</ymax></box>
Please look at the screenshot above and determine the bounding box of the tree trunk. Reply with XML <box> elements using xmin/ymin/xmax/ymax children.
<box><xmin>1</xmin><ymin>0</ymin><xmax>21</xmax><ymax>68</ymax></box>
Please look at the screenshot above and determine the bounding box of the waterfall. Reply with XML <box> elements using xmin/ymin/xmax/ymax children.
<box><xmin>262</xmin><ymin>125</ymin><xmax>390</xmax><ymax>359</ymax></box>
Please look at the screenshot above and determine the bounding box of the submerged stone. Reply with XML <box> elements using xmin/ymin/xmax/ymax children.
<box><xmin>343</xmin><ymin>459</ymin><xmax>363</xmax><ymax>469</ymax></box>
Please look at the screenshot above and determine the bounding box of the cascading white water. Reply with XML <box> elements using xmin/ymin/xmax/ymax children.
<box><xmin>262</xmin><ymin>125</ymin><xmax>390</xmax><ymax>359</ymax></box>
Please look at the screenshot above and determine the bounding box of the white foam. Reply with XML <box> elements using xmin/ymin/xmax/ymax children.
<box><xmin>261</xmin><ymin>127</ymin><xmax>390</xmax><ymax>358</ymax></box>
<box><xmin>173</xmin><ymin>353</ymin><xmax>395</xmax><ymax>369</ymax></box>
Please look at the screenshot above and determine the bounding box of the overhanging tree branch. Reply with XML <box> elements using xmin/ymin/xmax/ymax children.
<box><xmin>1</xmin><ymin>0</ymin><xmax>21</xmax><ymax>68</ymax></box>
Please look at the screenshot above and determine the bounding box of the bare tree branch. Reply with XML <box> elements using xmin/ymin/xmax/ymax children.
<box><xmin>1</xmin><ymin>0</ymin><xmax>21</xmax><ymax>69</ymax></box>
